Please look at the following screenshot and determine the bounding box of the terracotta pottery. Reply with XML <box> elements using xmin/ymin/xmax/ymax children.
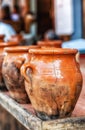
<box><xmin>0</xmin><ymin>35</ymin><xmax>5</xmax><ymax>42</ymax></box>
<box><xmin>21</xmin><ymin>48</ymin><xmax>83</xmax><ymax>120</ymax></box>
<box><xmin>37</xmin><ymin>40</ymin><xmax>62</xmax><ymax>48</ymax></box>
<box><xmin>0</xmin><ymin>42</ymin><xmax>19</xmax><ymax>89</ymax></box>
<box><xmin>2</xmin><ymin>45</ymin><xmax>38</xmax><ymax>103</ymax></box>
<box><xmin>9</xmin><ymin>34</ymin><xmax>24</xmax><ymax>45</ymax></box>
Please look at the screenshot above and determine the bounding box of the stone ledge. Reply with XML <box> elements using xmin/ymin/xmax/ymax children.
<box><xmin>0</xmin><ymin>91</ymin><xmax>85</xmax><ymax>130</ymax></box>
<box><xmin>0</xmin><ymin>91</ymin><xmax>42</xmax><ymax>130</ymax></box>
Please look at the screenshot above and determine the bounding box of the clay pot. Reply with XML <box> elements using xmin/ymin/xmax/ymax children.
<box><xmin>2</xmin><ymin>45</ymin><xmax>38</xmax><ymax>103</ymax></box>
<box><xmin>21</xmin><ymin>48</ymin><xmax>82</xmax><ymax>120</ymax></box>
<box><xmin>0</xmin><ymin>35</ymin><xmax>5</xmax><ymax>42</ymax></box>
<box><xmin>9</xmin><ymin>34</ymin><xmax>24</xmax><ymax>45</ymax></box>
<box><xmin>37</xmin><ymin>40</ymin><xmax>62</xmax><ymax>48</ymax></box>
<box><xmin>0</xmin><ymin>42</ymin><xmax>19</xmax><ymax>89</ymax></box>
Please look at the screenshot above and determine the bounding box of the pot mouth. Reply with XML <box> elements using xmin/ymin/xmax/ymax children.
<box><xmin>0</xmin><ymin>42</ymin><xmax>19</xmax><ymax>47</ymax></box>
<box><xmin>4</xmin><ymin>45</ymin><xmax>39</xmax><ymax>53</ymax></box>
<box><xmin>37</xmin><ymin>40</ymin><xmax>62</xmax><ymax>46</ymax></box>
<box><xmin>29</xmin><ymin>48</ymin><xmax>78</xmax><ymax>55</ymax></box>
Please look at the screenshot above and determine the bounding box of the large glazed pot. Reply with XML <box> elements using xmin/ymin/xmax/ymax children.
<box><xmin>0</xmin><ymin>42</ymin><xmax>19</xmax><ymax>89</ymax></box>
<box><xmin>21</xmin><ymin>48</ymin><xmax>83</xmax><ymax>120</ymax></box>
<box><xmin>2</xmin><ymin>46</ymin><xmax>38</xmax><ymax>103</ymax></box>
<box><xmin>37</xmin><ymin>40</ymin><xmax>62</xmax><ymax>48</ymax></box>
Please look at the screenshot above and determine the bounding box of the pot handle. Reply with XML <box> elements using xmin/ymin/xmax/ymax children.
<box><xmin>21</xmin><ymin>63</ymin><xmax>33</xmax><ymax>83</ymax></box>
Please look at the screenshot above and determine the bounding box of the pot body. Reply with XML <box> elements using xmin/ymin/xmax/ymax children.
<box><xmin>2</xmin><ymin>52</ymin><xmax>29</xmax><ymax>103</ymax></box>
<box><xmin>21</xmin><ymin>49</ymin><xmax>82</xmax><ymax>120</ymax></box>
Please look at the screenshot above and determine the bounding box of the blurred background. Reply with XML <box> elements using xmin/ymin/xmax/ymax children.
<box><xmin>0</xmin><ymin>0</ymin><xmax>84</xmax><ymax>43</ymax></box>
<box><xmin>0</xmin><ymin>0</ymin><xmax>85</xmax><ymax>130</ymax></box>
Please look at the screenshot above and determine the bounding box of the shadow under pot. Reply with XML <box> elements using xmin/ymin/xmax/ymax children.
<box><xmin>21</xmin><ymin>48</ymin><xmax>83</xmax><ymax>120</ymax></box>
<box><xmin>0</xmin><ymin>42</ymin><xmax>19</xmax><ymax>90</ymax></box>
<box><xmin>37</xmin><ymin>40</ymin><xmax>62</xmax><ymax>48</ymax></box>
<box><xmin>2</xmin><ymin>45</ymin><xmax>38</xmax><ymax>104</ymax></box>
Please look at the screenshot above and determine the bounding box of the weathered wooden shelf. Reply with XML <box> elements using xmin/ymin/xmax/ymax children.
<box><xmin>0</xmin><ymin>91</ymin><xmax>85</xmax><ymax>130</ymax></box>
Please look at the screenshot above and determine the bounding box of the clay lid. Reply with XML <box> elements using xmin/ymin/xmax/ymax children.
<box><xmin>4</xmin><ymin>45</ymin><xmax>39</xmax><ymax>53</ymax></box>
<box><xmin>29</xmin><ymin>48</ymin><xmax>78</xmax><ymax>55</ymax></box>
<box><xmin>37</xmin><ymin>40</ymin><xmax>62</xmax><ymax>46</ymax></box>
<box><xmin>0</xmin><ymin>41</ymin><xmax>19</xmax><ymax>47</ymax></box>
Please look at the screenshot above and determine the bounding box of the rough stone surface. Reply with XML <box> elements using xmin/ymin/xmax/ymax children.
<box><xmin>0</xmin><ymin>105</ymin><xmax>28</xmax><ymax>130</ymax></box>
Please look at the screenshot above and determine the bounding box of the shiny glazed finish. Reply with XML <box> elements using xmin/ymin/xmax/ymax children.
<box><xmin>37</xmin><ymin>40</ymin><xmax>62</xmax><ymax>48</ymax></box>
<box><xmin>21</xmin><ymin>48</ymin><xmax>82</xmax><ymax>120</ymax></box>
<box><xmin>2</xmin><ymin>46</ymin><xmax>38</xmax><ymax>103</ymax></box>
<box><xmin>0</xmin><ymin>42</ymin><xmax>19</xmax><ymax>89</ymax></box>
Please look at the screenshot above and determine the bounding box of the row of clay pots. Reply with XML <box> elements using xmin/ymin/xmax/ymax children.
<box><xmin>0</xmin><ymin>40</ymin><xmax>83</xmax><ymax>120</ymax></box>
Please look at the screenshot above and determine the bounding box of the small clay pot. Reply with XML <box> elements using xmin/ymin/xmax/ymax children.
<box><xmin>37</xmin><ymin>40</ymin><xmax>62</xmax><ymax>48</ymax></box>
<box><xmin>0</xmin><ymin>41</ymin><xmax>19</xmax><ymax>89</ymax></box>
<box><xmin>21</xmin><ymin>48</ymin><xmax>82</xmax><ymax>120</ymax></box>
<box><xmin>2</xmin><ymin>45</ymin><xmax>38</xmax><ymax>103</ymax></box>
<box><xmin>0</xmin><ymin>35</ymin><xmax>5</xmax><ymax>42</ymax></box>
<box><xmin>9</xmin><ymin>34</ymin><xmax>25</xmax><ymax>45</ymax></box>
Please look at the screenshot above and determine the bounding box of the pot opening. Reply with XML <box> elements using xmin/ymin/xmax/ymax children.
<box><xmin>4</xmin><ymin>45</ymin><xmax>39</xmax><ymax>53</ymax></box>
<box><xmin>29</xmin><ymin>48</ymin><xmax>78</xmax><ymax>55</ymax></box>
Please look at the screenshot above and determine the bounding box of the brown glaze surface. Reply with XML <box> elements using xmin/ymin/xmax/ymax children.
<box><xmin>21</xmin><ymin>48</ymin><xmax>83</xmax><ymax>120</ymax></box>
<box><xmin>37</xmin><ymin>40</ymin><xmax>62</xmax><ymax>48</ymax></box>
<box><xmin>2</xmin><ymin>46</ymin><xmax>38</xmax><ymax>103</ymax></box>
<box><xmin>0</xmin><ymin>42</ymin><xmax>19</xmax><ymax>89</ymax></box>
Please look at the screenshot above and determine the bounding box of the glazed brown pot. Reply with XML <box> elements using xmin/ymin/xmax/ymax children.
<box><xmin>0</xmin><ymin>42</ymin><xmax>19</xmax><ymax>89</ymax></box>
<box><xmin>21</xmin><ymin>48</ymin><xmax>82</xmax><ymax>120</ymax></box>
<box><xmin>2</xmin><ymin>45</ymin><xmax>38</xmax><ymax>103</ymax></box>
<box><xmin>0</xmin><ymin>35</ymin><xmax>5</xmax><ymax>42</ymax></box>
<box><xmin>37</xmin><ymin>40</ymin><xmax>62</xmax><ymax>48</ymax></box>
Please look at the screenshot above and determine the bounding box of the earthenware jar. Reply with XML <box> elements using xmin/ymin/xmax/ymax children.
<box><xmin>2</xmin><ymin>45</ymin><xmax>38</xmax><ymax>103</ymax></box>
<box><xmin>9</xmin><ymin>34</ymin><xmax>24</xmax><ymax>45</ymax></box>
<box><xmin>0</xmin><ymin>35</ymin><xmax>5</xmax><ymax>42</ymax></box>
<box><xmin>37</xmin><ymin>40</ymin><xmax>62</xmax><ymax>48</ymax></box>
<box><xmin>21</xmin><ymin>48</ymin><xmax>82</xmax><ymax>120</ymax></box>
<box><xmin>0</xmin><ymin>42</ymin><xmax>19</xmax><ymax>89</ymax></box>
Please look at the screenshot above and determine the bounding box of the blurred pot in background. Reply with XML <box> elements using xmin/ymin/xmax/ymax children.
<box><xmin>0</xmin><ymin>35</ymin><xmax>5</xmax><ymax>42</ymax></box>
<box><xmin>37</xmin><ymin>40</ymin><xmax>62</xmax><ymax>48</ymax></box>
<box><xmin>9</xmin><ymin>34</ymin><xmax>25</xmax><ymax>45</ymax></box>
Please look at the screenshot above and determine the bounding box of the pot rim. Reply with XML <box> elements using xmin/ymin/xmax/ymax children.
<box><xmin>37</xmin><ymin>40</ymin><xmax>62</xmax><ymax>46</ymax></box>
<box><xmin>4</xmin><ymin>45</ymin><xmax>39</xmax><ymax>53</ymax></box>
<box><xmin>0</xmin><ymin>42</ymin><xmax>19</xmax><ymax>47</ymax></box>
<box><xmin>29</xmin><ymin>48</ymin><xmax>78</xmax><ymax>55</ymax></box>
